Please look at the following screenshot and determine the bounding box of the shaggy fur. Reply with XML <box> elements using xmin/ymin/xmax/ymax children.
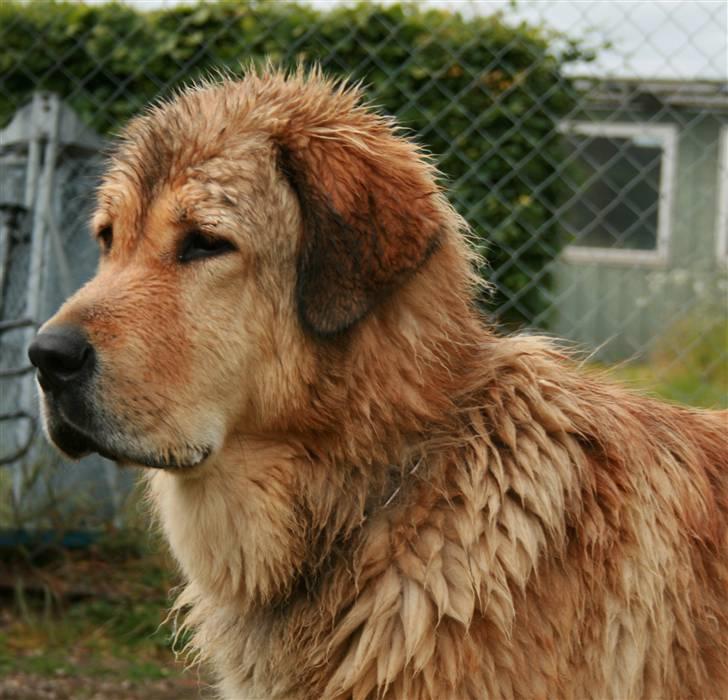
<box><xmin>36</xmin><ymin>68</ymin><xmax>727</xmax><ymax>699</ymax></box>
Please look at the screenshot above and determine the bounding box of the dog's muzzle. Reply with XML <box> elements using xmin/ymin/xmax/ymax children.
<box><xmin>28</xmin><ymin>324</ymin><xmax>100</xmax><ymax>458</ymax></box>
<box><xmin>27</xmin><ymin>325</ymin><xmax>211</xmax><ymax>470</ymax></box>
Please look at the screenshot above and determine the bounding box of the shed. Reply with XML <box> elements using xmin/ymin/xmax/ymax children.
<box><xmin>552</xmin><ymin>78</ymin><xmax>728</xmax><ymax>361</ymax></box>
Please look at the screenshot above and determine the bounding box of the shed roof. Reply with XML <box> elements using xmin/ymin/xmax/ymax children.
<box><xmin>573</xmin><ymin>77</ymin><xmax>728</xmax><ymax>112</ymax></box>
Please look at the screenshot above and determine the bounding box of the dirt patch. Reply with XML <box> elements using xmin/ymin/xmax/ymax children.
<box><xmin>0</xmin><ymin>673</ymin><xmax>209</xmax><ymax>700</ymax></box>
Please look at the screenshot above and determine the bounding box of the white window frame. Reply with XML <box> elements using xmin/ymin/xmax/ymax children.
<box><xmin>716</xmin><ymin>126</ymin><xmax>728</xmax><ymax>265</ymax></box>
<box><xmin>560</xmin><ymin>121</ymin><xmax>678</xmax><ymax>267</ymax></box>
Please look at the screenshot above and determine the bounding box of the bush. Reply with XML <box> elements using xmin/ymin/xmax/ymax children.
<box><xmin>0</xmin><ymin>1</ymin><xmax>585</xmax><ymax>324</ymax></box>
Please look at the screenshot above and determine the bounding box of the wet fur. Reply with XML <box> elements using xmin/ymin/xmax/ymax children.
<box><xmin>42</xmin><ymin>69</ymin><xmax>727</xmax><ymax>699</ymax></box>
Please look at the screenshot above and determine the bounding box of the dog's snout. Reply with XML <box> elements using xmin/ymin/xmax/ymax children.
<box><xmin>28</xmin><ymin>326</ymin><xmax>94</xmax><ymax>391</ymax></box>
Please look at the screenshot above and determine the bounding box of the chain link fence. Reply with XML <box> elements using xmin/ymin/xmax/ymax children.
<box><xmin>1</xmin><ymin>0</ymin><xmax>726</xmax><ymax>527</ymax></box>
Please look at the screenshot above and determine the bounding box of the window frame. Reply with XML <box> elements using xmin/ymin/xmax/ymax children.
<box><xmin>560</xmin><ymin>121</ymin><xmax>678</xmax><ymax>267</ymax></box>
<box><xmin>716</xmin><ymin>125</ymin><xmax>728</xmax><ymax>265</ymax></box>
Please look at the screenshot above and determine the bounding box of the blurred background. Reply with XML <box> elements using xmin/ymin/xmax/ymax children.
<box><xmin>0</xmin><ymin>1</ymin><xmax>726</xmax><ymax>697</ymax></box>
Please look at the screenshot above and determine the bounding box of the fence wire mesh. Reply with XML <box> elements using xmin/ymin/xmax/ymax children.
<box><xmin>0</xmin><ymin>0</ymin><xmax>726</xmax><ymax>525</ymax></box>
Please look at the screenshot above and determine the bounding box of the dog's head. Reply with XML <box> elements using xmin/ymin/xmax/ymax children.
<box><xmin>28</xmin><ymin>69</ymin><xmax>465</xmax><ymax>471</ymax></box>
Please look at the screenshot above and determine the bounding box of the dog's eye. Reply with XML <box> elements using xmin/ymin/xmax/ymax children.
<box><xmin>98</xmin><ymin>226</ymin><xmax>113</xmax><ymax>253</ymax></box>
<box><xmin>178</xmin><ymin>230</ymin><xmax>236</xmax><ymax>263</ymax></box>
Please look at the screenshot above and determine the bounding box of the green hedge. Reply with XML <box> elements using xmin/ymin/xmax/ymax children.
<box><xmin>0</xmin><ymin>1</ymin><xmax>585</xmax><ymax>325</ymax></box>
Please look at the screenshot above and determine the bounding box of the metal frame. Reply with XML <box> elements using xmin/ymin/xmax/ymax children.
<box><xmin>560</xmin><ymin>121</ymin><xmax>679</xmax><ymax>267</ymax></box>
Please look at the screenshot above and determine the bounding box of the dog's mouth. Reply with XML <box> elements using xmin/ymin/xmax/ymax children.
<box><xmin>114</xmin><ymin>446</ymin><xmax>212</xmax><ymax>471</ymax></box>
<box><xmin>44</xmin><ymin>398</ymin><xmax>211</xmax><ymax>471</ymax></box>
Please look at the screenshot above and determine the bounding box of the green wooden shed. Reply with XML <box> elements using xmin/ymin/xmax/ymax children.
<box><xmin>551</xmin><ymin>78</ymin><xmax>728</xmax><ymax>362</ymax></box>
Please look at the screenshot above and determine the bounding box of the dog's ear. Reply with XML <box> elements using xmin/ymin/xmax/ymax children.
<box><xmin>276</xmin><ymin>122</ymin><xmax>443</xmax><ymax>337</ymax></box>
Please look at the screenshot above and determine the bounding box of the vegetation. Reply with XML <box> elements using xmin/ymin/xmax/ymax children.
<box><xmin>0</xmin><ymin>0</ymin><xmax>589</xmax><ymax>324</ymax></box>
<box><xmin>596</xmin><ymin>312</ymin><xmax>728</xmax><ymax>409</ymax></box>
<box><xmin>0</xmin><ymin>526</ymin><xmax>200</xmax><ymax>695</ymax></box>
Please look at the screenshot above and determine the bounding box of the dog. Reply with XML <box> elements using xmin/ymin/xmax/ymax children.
<box><xmin>29</xmin><ymin>68</ymin><xmax>727</xmax><ymax>699</ymax></box>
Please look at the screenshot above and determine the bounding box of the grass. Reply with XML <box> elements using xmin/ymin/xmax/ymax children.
<box><xmin>599</xmin><ymin>361</ymin><xmax>727</xmax><ymax>409</ymax></box>
<box><xmin>0</xmin><ymin>529</ymin><xmax>197</xmax><ymax>686</ymax></box>
<box><xmin>1</xmin><ymin>597</ymin><xmax>171</xmax><ymax>679</ymax></box>
<box><xmin>595</xmin><ymin>313</ymin><xmax>727</xmax><ymax>410</ymax></box>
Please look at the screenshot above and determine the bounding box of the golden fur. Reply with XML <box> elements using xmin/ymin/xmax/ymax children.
<box><xmin>37</xmin><ymin>69</ymin><xmax>727</xmax><ymax>699</ymax></box>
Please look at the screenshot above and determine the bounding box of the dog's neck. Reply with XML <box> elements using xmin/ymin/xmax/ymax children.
<box><xmin>146</xmin><ymin>323</ymin><xmax>605</xmax><ymax>698</ymax></box>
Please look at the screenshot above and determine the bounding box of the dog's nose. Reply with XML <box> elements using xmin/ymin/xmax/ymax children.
<box><xmin>28</xmin><ymin>326</ymin><xmax>94</xmax><ymax>391</ymax></box>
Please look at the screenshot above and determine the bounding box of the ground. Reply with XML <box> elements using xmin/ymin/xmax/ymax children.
<box><xmin>0</xmin><ymin>532</ymin><xmax>209</xmax><ymax>700</ymax></box>
<box><xmin>0</xmin><ymin>674</ymin><xmax>203</xmax><ymax>700</ymax></box>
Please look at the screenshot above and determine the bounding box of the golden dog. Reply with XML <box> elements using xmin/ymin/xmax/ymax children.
<box><xmin>29</xmin><ymin>69</ymin><xmax>727</xmax><ymax>699</ymax></box>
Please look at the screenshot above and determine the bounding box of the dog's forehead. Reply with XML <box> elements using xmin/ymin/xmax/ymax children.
<box><xmin>95</xmin><ymin>89</ymin><xmax>274</xmax><ymax>242</ymax></box>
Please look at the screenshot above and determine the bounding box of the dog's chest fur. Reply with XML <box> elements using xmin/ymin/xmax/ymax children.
<box><xmin>149</xmin><ymin>350</ymin><xmax>728</xmax><ymax>700</ymax></box>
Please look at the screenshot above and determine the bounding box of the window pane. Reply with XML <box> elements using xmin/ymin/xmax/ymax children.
<box><xmin>564</xmin><ymin>133</ymin><xmax>663</xmax><ymax>250</ymax></box>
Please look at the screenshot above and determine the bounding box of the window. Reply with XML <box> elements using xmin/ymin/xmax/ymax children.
<box><xmin>717</xmin><ymin>126</ymin><xmax>728</xmax><ymax>264</ymax></box>
<box><xmin>561</xmin><ymin>122</ymin><xmax>677</xmax><ymax>265</ymax></box>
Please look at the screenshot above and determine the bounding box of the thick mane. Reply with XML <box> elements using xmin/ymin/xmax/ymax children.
<box><xmin>158</xmin><ymin>328</ymin><xmax>728</xmax><ymax>698</ymax></box>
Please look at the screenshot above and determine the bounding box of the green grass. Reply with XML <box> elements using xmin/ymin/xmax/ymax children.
<box><xmin>602</xmin><ymin>362</ymin><xmax>727</xmax><ymax>409</ymax></box>
<box><xmin>596</xmin><ymin>313</ymin><xmax>727</xmax><ymax>410</ymax></box>
<box><xmin>0</xmin><ymin>531</ymin><xmax>190</xmax><ymax>682</ymax></box>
